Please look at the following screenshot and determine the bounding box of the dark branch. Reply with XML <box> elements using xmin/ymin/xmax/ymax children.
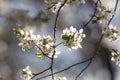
<box><xmin>36</xmin><ymin>57</ymin><xmax>93</xmax><ymax>80</ymax></box>
<box><xmin>75</xmin><ymin>59</ymin><xmax>92</xmax><ymax>80</ymax></box>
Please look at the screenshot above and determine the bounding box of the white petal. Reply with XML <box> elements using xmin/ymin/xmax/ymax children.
<box><xmin>79</xmin><ymin>29</ymin><xmax>83</xmax><ymax>33</ymax></box>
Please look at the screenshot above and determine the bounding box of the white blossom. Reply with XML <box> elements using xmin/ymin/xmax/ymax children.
<box><xmin>96</xmin><ymin>5</ymin><xmax>114</xmax><ymax>24</ymax></box>
<box><xmin>103</xmin><ymin>24</ymin><xmax>119</xmax><ymax>41</ymax></box>
<box><xmin>56</xmin><ymin>77</ymin><xmax>67</xmax><ymax>80</ymax></box>
<box><xmin>21</xmin><ymin>66</ymin><xmax>33</xmax><ymax>80</ymax></box>
<box><xmin>45</xmin><ymin>0</ymin><xmax>63</xmax><ymax>13</ymax></box>
<box><xmin>45</xmin><ymin>0</ymin><xmax>86</xmax><ymax>13</ymax></box>
<box><xmin>18</xmin><ymin>30</ymin><xmax>36</xmax><ymax>51</ymax></box>
<box><xmin>111</xmin><ymin>49</ymin><xmax>120</xmax><ymax>67</ymax></box>
<box><xmin>36</xmin><ymin>35</ymin><xmax>54</xmax><ymax>53</ymax></box>
<box><xmin>48</xmin><ymin>50</ymin><xmax>60</xmax><ymax>58</ymax></box>
<box><xmin>51</xmin><ymin>1</ymin><xmax>62</xmax><ymax>13</ymax></box>
<box><xmin>14</xmin><ymin>28</ymin><xmax>60</xmax><ymax>58</ymax></box>
<box><xmin>61</xmin><ymin>26</ymin><xmax>85</xmax><ymax>50</ymax></box>
<box><xmin>35</xmin><ymin>35</ymin><xmax>59</xmax><ymax>58</ymax></box>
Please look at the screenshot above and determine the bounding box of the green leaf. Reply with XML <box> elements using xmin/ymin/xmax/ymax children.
<box><xmin>42</xmin><ymin>39</ymin><xmax>48</xmax><ymax>45</ymax></box>
<box><xmin>36</xmin><ymin>52</ymin><xmax>44</xmax><ymax>59</ymax></box>
<box><xmin>112</xmin><ymin>48</ymin><xmax>118</xmax><ymax>54</ymax></box>
<box><xmin>12</xmin><ymin>28</ymin><xmax>22</xmax><ymax>37</ymax></box>
<box><xmin>91</xmin><ymin>20</ymin><xmax>98</xmax><ymax>24</ymax></box>
<box><xmin>62</xmin><ymin>35</ymin><xmax>70</xmax><ymax>41</ymax></box>
<box><xmin>21</xmin><ymin>70</ymin><xmax>27</xmax><ymax>75</ymax></box>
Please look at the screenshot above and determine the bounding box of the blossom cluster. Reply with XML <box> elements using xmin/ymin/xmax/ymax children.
<box><xmin>13</xmin><ymin>28</ymin><xmax>59</xmax><ymax>58</ymax></box>
<box><xmin>44</xmin><ymin>0</ymin><xmax>86</xmax><ymax>13</ymax></box>
<box><xmin>94</xmin><ymin>4</ymin><xmax>119</xmax><ymax>42</ymax></box>
<box><xmin>35</xmin><ymin>35</ymin><xmax>60</xmax><ymax>58</ymax></box>
<box><xmin>111</xmin><ymin>49</ymin><xmax>120</xmax><ymax>66</ymax></box>
<box><xmin>17</xmin><ymin>30</ymin><xmax>36</xmax><ymax>52</ymax></box>
<box><xmin>103</xmin><ymin>24</ymin><xmax>119</xmax><ymax>42</ymax></box>
<box><xmin>97</xmin><ymin>5</ymin><xmax>114</xmax><ymax>25</ymax></box>
<box><xmin>95</xmin><ymin>3</ymin><xmax>120</xmax><ymax>66</ymax></box>
<box><xmin>61</xmin><ymin>26</ymin><xmax>85</xmax><ymax>50</ymax></box>
<box><xmin>44</xmin><ymin>0</ymin><xmax>63</xmax><ymax>13</ymax></box>
<box><xmin>21</xmin><ymin>66</ymin><xmax>33</xmax><ymax>80</ymax></box>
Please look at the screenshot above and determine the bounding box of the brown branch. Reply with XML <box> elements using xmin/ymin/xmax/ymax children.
<box><xmin>74</xmin><ymin>0</ymin><xmax>119</xmax><ymax>79</ymax></box>
<box><xmin>54</xmin><ymin>0</ymin><xmax>68</xmax><ymax>41</ymax></box>
<box><xmin>75</xmin><ymin>59</ymin><xmax>92</xmax><ymax>80</ymax></box>
<box><xmin>35</xmin><ymin>45</ymin><xmax>52</xmax><ymax>60</ymax></box>
<box><xmin>35</xmin><ymin>57</ymin><xmax>93</xmax><ymax>80</ymax></box>
<box><xmin>82</xmin><ymin>0</ymin><xmax>100</xmax><ymax>29</ymax></box>
<box><xmin>31</xmin><ymin>67</ymin><xmax>50</xmax><ymax>79</ymax></box>
<box><xmin>55</xmin><ymin>42</ymin><xmax>64</xmax><ymax>47</ymax></box>
<box><xmin>107</xmin><ymin>0</ymin><xmax>119</xmax><ymax>26</ymax></box>
<box><xmin>51</xmin><ymin>0</ymin><xmax>68</xmax><ymax>80</ymax></box>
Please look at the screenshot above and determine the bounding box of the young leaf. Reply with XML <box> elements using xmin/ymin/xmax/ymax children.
<box><xmin>36</xmin><ymin>52</ymin><xmax>44</xmax><ymax>59</ymax></box>
<box><xmin>12</xmin><ymin>28</ymin><xmax>22</xmax><ymax>37</ymax></box>
<box><xmin>112</xmin><ymin>48</ymin><xmax>118</xmax><ymax>54</ymax></box>
<box><xmin>62</xmin><ymin>35</ymin><xmax>70</xmax><ymax>41</ymax></box>
<box><xmin>112</xmin><ymin>48</ymin><xmax>118</xmax><ymax>56</ymax></box>
<box><xmin>91</xmin><ymin>20</ymin><xmax>98</xmax><ymax>24</ymax></box>
<box><xmin>42</xmin><ymin>39</ymin><xmax>48</xmax><ymax>45</ymax></box>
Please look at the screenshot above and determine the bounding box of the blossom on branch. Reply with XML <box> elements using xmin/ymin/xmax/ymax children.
<box><xmin>103</xmin><ymin>24</ymin><xmax>119</xmax><ymax>41</ymax></box>
<box><xmin>44</xmin><ymin>0</ymin><xmax>86</xmax><ymax>13</ymax></box>
<box><xmin>13</xmin><ymin>28</ymin><xmax>36</xmax><ymax>51</ymax></box>
<box><xmin>13</xmin><ymin>28</ymin><xmax>60</xmax><ymax>58</ymax></box>
<box><xmin>61</xmin><ymin>26</ymin><xmax>85</xmax><ymax>50</ymax></box>
<box><xmin>35</xmin><ymin>35</ymin><xmax>60</xmax><ymax>58</ymax></box>
<box><xmin>21</xmin><ymin>66</ymin><xmax>33</xmax><ymax>80</ymax></box>
<box><xmin>44</xmin><ymin>0</ymin><xmax>63</xmax><ymax>13</ymax></box>
<box><xmin>91</xmin><ymin>4</ymin><xmax>114</xmax><ymax>25</ymax></box>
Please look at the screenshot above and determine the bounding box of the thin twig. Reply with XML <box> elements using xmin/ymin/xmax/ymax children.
<box><xmin>75</xmin><ymin>59</ymin><xmax>92</xmax><ymax>80</ymax></box>
<box><xmin>74</xmin><ymin>32</ymin><xmax>103</xmax><ymax>80</ymax></box>
<box><xmin>55</xmin><ymin>42</ymin><xmax>64</xmax><ymax>47</ymax></box>
<box><xmin>31</xmin><ymin>67</ymin><xmax>50</xmax><ymax>79</ymax></box>
<box><xmin>107</xmin><ymin>0</ymin><xmax>118</xmax><ymax>26</ymax></box>
<box><xmin>54</xmin><ymin>0</ymin><xmax>68</xmax><ymax>41</ymax></box>
<box><xmin>82</xmin><ymin>0</ymin><xmax>99</xmax><ymax>29</ymax></box>
<box><xmin>35</xmin><ymin>45</ymin><xmax>52</xmax><ymax>60</ymax></box>
<box><xmin>36</xmin><ymin>57</ymin><xmax>93</xmax><ymax>80</ymax></box>
<box><xmin>51</xmin><ymin>0</ymin><xmax>68</xmax><ymax>80</ymax></box>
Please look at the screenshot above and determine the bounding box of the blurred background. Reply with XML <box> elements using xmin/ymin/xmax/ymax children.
<box><xmin>0</xmin><ymin>0</ymin><xmax>120</xmax><ymax>80</ymax></box>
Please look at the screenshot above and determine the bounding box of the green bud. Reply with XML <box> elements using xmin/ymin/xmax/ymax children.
<box><xmin>91</xmin><ymin>20</ymin><xmax>98</xmax><ymax>24</ymax></box>
<box><xmin>62</xmin><ymin>35</ymin><xmax>70</xmax><ymax>41</ymax></box>
<box><xmin>12</xmin><ymin>28</ymin><xmax>22</xmax><ymax>37</ymax></box>
<box><xmin>42</xmin><ymin>39</ymin><xmax>48</xmax><ymax>45</ymax></box>
<box><xmin>21</xmin><ymin>70</ymin><xmax>27</xmax><ymax>75</ymax></box>
<box><xmin>36</xmin><ymin>52</ymin><xmax>44</xmax><ymax>59</ymax></box>
<box><xmin>112</xmin><ymin>48</ymin><xmax>118</xmax><ymax>56</ymax></box>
